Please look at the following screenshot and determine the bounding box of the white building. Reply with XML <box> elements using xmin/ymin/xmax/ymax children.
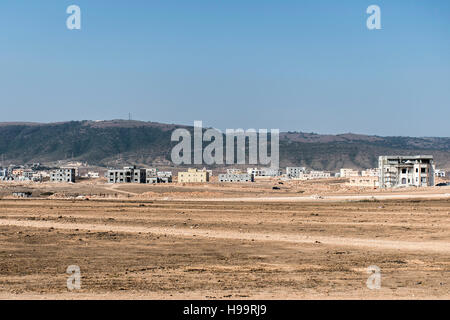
<box><xmin>247</xmin><ymin>167</ymin><xmax>282</xmax><ymax>177</ymax></box>
<box><xmin>434</xmin><ymin>169</ymin><xmax>446</xmax><ymax>178</ymax></box>
<box><xmin>219</xmin><ymin>173</ymin><xmax>254</xmax><ymax>182</ymax></box>
<box><xmin>291</xmin><ymin>170</ymin><xmax>331</xmax><ymax>180</ymax></box>
<box><xmin>87</xmin><ymin>172</ymin><xmax>100</xmax><ymax>178</ymax></box>
<box><xmin>304</xmin><ymin>171</ymin><xmax>331</xmax><ymax>180</ymax></box>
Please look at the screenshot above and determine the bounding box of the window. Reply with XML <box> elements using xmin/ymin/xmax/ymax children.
<box><xmin>421</xmin><ymin>168</ymin><xmax>426</xmax><ymax>173</ymax></box>
<box><xmin>402</xmin><ymin>169</ymin><xmax>407</xmax><ymax>174</ymax></box>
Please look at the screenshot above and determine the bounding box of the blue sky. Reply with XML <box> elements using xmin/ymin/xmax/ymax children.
<box><xmin>0</xmin><ymin>0</ymin><xmax>449</xmax><ymax>137</ymax></box>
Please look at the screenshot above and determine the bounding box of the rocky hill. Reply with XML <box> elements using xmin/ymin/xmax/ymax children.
<box><xmin>0</xmin><ymin>120</ymin><xmax>449</xmax><ymax>170</ymax></box>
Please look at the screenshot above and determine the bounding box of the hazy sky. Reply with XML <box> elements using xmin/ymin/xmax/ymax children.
<box><xmin>0</xmin><ymin>0</ymin><xmax>449</xmax><ymax>137</ymax></box>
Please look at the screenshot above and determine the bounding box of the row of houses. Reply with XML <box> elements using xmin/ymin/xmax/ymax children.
<box><xmin>0</xmin><ymin>167</ymin><xmax>43</xmax><ymax>182</ymax></box>
<box><xmin>0</xmin><ymin>166</ymin><xmax>78</xmax><ymax>183</ymax></box>
<box><xmin>2</xmin><ymin>155</ymin><xmax>446</xmax><ymax>187</ymax></box>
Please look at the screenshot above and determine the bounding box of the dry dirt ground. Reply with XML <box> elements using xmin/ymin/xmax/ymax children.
<box><xmin>0</xmin><ymin>181</ymin><xmax>449</xmax><ymax>300</ymax></box>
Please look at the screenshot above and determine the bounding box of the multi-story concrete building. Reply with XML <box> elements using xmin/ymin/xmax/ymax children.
<box><xmin>108</xmin><ymin>167</ymin><xmax>172</xmax><ymax>184</ymax></box>
<box><xmin>378</xmin><ymin>155</ymin><xmax>435</xmax><ymax>188</ymax></box>
<box><xmin>157</xmin><ymin>171</ymin><xmax>172</xmax><ymax>183</ymax></box>
<box><xmin>133</xmin><ymin>168</ymin><xmax>146</xmax><ymax>184</ymax></box>
<box><xmin>50</xmin><ymin>168</ymin><xmax>76</xmax><ymax>183</ymax></box>
<box><xmin>286</xmin><ymin>167</ymin><xmax>306</xmax><ymax>178</ymax></box>
<box><xmin>219</xmin><ymin>173</ymin><xmax>254</xmax><ymax>182</ymax></box>
<box><xmin>108</xmin><ymin>166</ymin><xmax>136</xmax><ymax>183</ymax></box>
<box><xmin>145</xmin><ymin>168</ymin><xmax>158</xmax><ymax>184</ymax></box>
<box><xmin>178</xmin><ymin>168</ymin><xmax>209</xmax><ymax>183</ymax></box>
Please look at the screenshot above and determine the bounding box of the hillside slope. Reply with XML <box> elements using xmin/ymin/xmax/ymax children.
<box><xmin>0</xmin><ymin>120</ymin><xmax>449</xmax><ymax>170</ymax></box>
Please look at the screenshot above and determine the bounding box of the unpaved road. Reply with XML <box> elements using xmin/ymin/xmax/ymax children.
<box><xmin>182</xmin><ymin>193</ymin><xmax>450</xmax><ymax>202</ymax></box>
<box><xmin>0</xmin><ymin>198</ymin><xmax>449</xmax><ymax>299</ymax></box>
<box><xmin>0</xmin><ymin>219</ymin><xmax>448</xmax><ymax>254</ymax></box>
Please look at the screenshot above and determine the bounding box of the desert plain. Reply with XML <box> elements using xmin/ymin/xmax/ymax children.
<box><xmin>0</xmin><ymin>178</ymin><xmax>449</xmax><ymax>299</ymax></box>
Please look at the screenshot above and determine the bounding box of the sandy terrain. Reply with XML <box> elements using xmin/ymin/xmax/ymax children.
<box><xmin>0</xmin><ymin>179</ymin><xmax>448</xmax><ymax>300</ymax></box>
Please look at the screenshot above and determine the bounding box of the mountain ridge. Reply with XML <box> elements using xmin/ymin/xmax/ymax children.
<box><xmin>0</xmin><ymin>120</ymin><xmax>449</xmax><ymax>170</ymax></box>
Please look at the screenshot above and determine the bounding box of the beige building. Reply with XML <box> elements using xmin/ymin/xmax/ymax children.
<box><xmin>340</xmin><ymin>168</ymin><xmax>359</xmax><ymax>178</ymax></box>
<box><xmin>178</xmin><ymin>168</ymin><xmax>210</xmax><ymax>183</ymax></box>
<box><xmin>361</xmin><ymin>168</ymin><xmax>380</xmax><ymax>177</ymax></box>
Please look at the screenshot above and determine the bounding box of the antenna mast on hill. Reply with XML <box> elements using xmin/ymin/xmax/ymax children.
<box><xmin>128</xmin><ymin>113</ymin><xmax>132</xmax><ymax>121</ymax></box>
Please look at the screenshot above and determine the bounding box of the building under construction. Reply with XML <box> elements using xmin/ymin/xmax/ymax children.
<box><xmin>378</xmin><ymin>155</ymin><xmax>435</xmax><ymax>188</ymax></box>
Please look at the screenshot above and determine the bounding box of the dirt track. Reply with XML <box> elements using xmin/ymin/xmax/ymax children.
<box><xmin>0</xmin><ymin>218</ymin><xmax>448</xmax><ymax>254</ymax></box>
<box><xmin>0</xmin><ymin>196</ymin><xmax>449</xmax><ymax>299</ymax></box>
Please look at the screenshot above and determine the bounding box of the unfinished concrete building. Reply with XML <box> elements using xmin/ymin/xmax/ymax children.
<box><xmin>50</xmin><ymin>168</ymin><xmax>76</xmax><ymax>183</ymax></box>
<box><xmin>145</xmin><ymin>168</ymin><xmax>158</xmax><ymax>184</ymax></box>
<box><xmin>378</xmin><ymin>155</ymin><xmax>435</xmax><ymax>188</ymax></box>
<box><xmin>133</xmin><ymin>168</ymin><xmax>146</xmax><ymax>183</ymax></box>
<box><xmin>219</xmin><ymin>173</ymin><xmax>254</xmax><ymax>183</ymax></box>
<box><xmin>108</xmin><ymin>167</ymin><xmax>172</xmax><ymax>184</ymax></box>
<box><xmin>286</xmin><ymin>167</ymin><xmax>306</xmax><ymax>178</ymax></box>
<box><xmin>157</xmin><ymin>171</ymin><xmax>173</xmax><ymax>183</ymax></box>
<box><xmin>108</xmin><ymin>166</ymin><xmax>136</xmax><ymax>183</ymax></box>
